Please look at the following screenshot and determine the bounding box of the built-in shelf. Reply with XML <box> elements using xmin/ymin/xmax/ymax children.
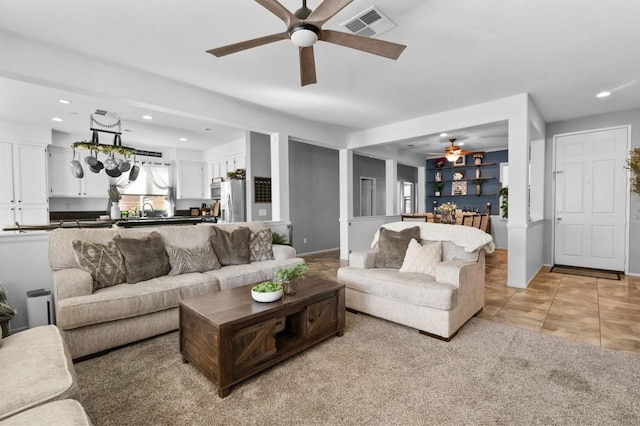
<box><xmin>433</xmin><ymin>194</ymin><xmax>496</xmax><ymax>197</ymax></box>
<box><xmin>434</xmin><ymin>162</ymin><xmax>496</xmax><ymax>170</ymax></box>
<box><xmin>429</xmin><ymin>176</ymin><xmax>495</xmax><ymax>184</ymax></box>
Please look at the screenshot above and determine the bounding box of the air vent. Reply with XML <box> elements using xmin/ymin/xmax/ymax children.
<box><xmin>340</xmin><ymin>6</ymin><xmax>396</xmax><ymax>38</ymax></box>
<box><xmin>93</xmin><ymin>109</ymin><xmax>121</xmax><ymax>119</ymax></box>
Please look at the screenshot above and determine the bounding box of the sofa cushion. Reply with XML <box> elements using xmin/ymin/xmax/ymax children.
<box><xmin>56</xmin><ymin>273</ymin><xmax>220</xmax><ymax>330</ymax></box>
<box><xmin>210</xmin><ymin>227</ymin><xmax>250</xmax><ymax>266</ymax></box>
<box><xmin>72</xmin><ymin>240</ymin><xmax>127</xmax><ymax>291</ymax></box>
<box><xmin>374</xmin><ymin>226</ymin><xmax>420</xmax><ymax>269</ymax></box>
<box><xmin>338</xmin><ymin>267</ymin><xmax>458</xmax><ymax>311</ymax></box>
<box><xmin>0</xmin><ymin>326</ymin><xmax>80</xmax><ymax>421</ymax></box>
<box><xmin>113</xmin><ymin>231</ymin><xmax>171</xmax><ymax>284</ymax></box>
<box><xmin>166</xmin><ymin>243</ymin><xmax>221</xmax><ymax>276</ymax></box>
<box><xmin>399</xmin><ymin>239</ymin><xmax>442</xmax><ymax>276</ymax></box>
<box><xmin>249</xmin><ymin>228</ymin><xmax>274</xmax><ymax>262</ymax></box>
<box><xmin>0</xmin><ymin>400</ymin><xmax>91</xmax><ymax>426</ymax></box>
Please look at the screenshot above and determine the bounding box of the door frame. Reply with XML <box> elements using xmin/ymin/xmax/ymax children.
<box><xmin>551</xmin><ymin>125</ymin><xmax>631</xmax><ymax>273</ymax></box>
<box><xmin>359</xmin><ymin>176</ymin><xmax>376</xmax><ymax>216</ymax></box>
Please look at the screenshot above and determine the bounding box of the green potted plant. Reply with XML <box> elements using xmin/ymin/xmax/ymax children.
<box><xmin>251</xmin><ymin>281</ymin><xmax>283</xmax><ymax>303</ymax></box>
<box><xmin>433</xmin><ymin>182</ymin><xmax>444</xmax><ymax>197</ymax></box>
<box><xmin>498</xmin><ymin>183</ymin><xmax>508</xmax><ymax>218</ymax></box>
<box><xmin>108</xmin><ymin>185</ymin><xmax>121</xmax><ymax>220</ymax></box>
<box><xmin>275</xmin><ymin>263</ymin><xmax>308</xmax><ymax>295</ymax></box>
<box><xmin>627</xmin><ymin>147</ymin><xmax>640</xmax><ymax>193</ymax></box>
<box><xmin>271</xmin><ymin>232</ymin><xmax>289</xmax><ymax>245</ymax></box>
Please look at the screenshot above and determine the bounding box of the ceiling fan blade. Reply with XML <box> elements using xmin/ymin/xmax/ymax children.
<box><xmin>319</xmin><ymin>30</ymin><xmax>406</xmax><ymax>60</ymax></box>
<box><xmin>255</xmin><ymin>0</ymin><xmax>300</xmax><ymax>27</ymax></box>
<box><xmin>306</xmin><ymin>0</ymin><xmax>353</xmax><ymax>27</ymax></box>
<box><xmin>207</xmin><ymin>32</ymin><xmax>289</xmax><ymax>57</ymax></box>
<box><xmin>299</xmin><ymin>46</ymin><xmax>317</xmax><ymax>86</ymax></box>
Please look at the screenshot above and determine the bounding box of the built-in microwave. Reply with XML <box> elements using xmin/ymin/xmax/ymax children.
<box><xmin>211</xmin><ymin>182</ymin><xmax>222</xmax><ymax>199</ymax></box>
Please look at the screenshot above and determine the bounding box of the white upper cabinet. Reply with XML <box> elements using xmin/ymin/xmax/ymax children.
<box><xmin>48</xmin><ymin>146</ymin><xmax>109</xmax><ymax>197</ymax></box>
<box><xmin>176</xmin><ymin>160</ymin><xmax>205</xmax><ymax>199</ymax></box>
<box><xmin>0</xmin><ymin>141</ymin><xmax>49</xmax><ymax>228</ymax></box>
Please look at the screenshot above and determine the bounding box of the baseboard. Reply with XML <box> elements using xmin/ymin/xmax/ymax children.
<box><xmin>298</xmin><ymin>247</ymin><xmax>340</xmax><ymax>256</ymax></box>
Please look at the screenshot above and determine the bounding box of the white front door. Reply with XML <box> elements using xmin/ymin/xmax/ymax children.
<box><xmin>554</xmin><ymin>127</ymin><xmax>628</xmax><ymax>271</ymax></box>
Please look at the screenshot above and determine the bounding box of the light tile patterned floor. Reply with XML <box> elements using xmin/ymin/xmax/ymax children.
<box><xmin>302</xmin><ymin>249</ymin><xmax>640</xmax><ymax>356</ymax></box>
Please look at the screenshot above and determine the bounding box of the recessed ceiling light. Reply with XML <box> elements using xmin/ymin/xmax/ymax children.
<box><xmin>440</xmin><ymin>133</ymin><xmax>448</xmax><ymax>137</ymax></box>
<box><xmin>179</xmin><ymin>137</ymin><xmax>187</xmax><ymax>142</ymax></box>
<box><xmin>51</xmin><ymin>117</ymin><xmax>63</xmax><ymax>122</ymax></box>
<box><xmin>142</xmin><ymin>115</ymin><xmax>153</xmax><ymax>120</ymax></box>
<box><xmin>596</xmin><ymin>91</ymin><xmax>611</xmax><ymax>98</ymax></box>
<box><xmin>58</xmin><ymin>99</ymin><xmax>71</xmax><ymax>104</ymax></box>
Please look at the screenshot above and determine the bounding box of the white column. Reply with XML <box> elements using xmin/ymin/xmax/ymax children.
<box><xmin>270</xmin><ymin>132</ymin><xmax>290</xmax><ymax>222</ymax></box>
<box><xmin>339</xmin><ymin>149</ymin><xmax>353</xmax><ymax>260</ymax></box>
<box><xmin>385</xmin><ymin>159</ymin><xmax>397</xmax><ymax>215</ymax></box>
<box><xmin>417</xmin><ymin>166</ymin><xmax>426</xmax><ymax>212</ymax></box>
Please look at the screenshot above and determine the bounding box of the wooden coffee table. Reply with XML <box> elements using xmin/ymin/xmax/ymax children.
<box><xmin>179</xmin><ymin>275</ymin><xmax>345</xmax><ymax>397</ymax></box>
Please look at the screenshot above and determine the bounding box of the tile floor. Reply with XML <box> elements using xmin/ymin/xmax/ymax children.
<box><xmin>301</xmin><ymin>249</ymin><xmax>640</xmax><ymax>356</ymax></box>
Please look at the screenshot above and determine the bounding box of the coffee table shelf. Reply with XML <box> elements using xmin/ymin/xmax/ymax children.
<box><xmin>179</xmin><ymin>276</ymin><xmax>345</xmax><ymax>397</ymax></box>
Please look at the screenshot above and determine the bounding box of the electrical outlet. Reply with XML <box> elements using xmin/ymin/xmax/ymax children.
<box><xmin>303</xmin><ymin>238</ymin><xmax>307</xmax><ymax>244</ymax></box>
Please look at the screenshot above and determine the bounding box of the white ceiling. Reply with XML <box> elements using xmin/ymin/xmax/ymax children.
<box><xmin>0</xmin><ymin>0</ymin><xmax>639</xmax><ymax>153</ymax></box>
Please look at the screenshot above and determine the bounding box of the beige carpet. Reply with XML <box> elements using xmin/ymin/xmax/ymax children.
<box><xmin>74</xmin><ymin>313</ymin><xmax>640</xmax><ymax>425</ymax></box>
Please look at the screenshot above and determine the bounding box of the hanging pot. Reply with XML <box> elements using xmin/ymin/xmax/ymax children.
<box><xmin>70</xmin><ymin>149</ymin><xmax>84</xmax><ymax>179</ymax></box>
<box><xmin>104</xmin><ymin>153</ymin><xmax>118</xmax><ymax>171</ymax></box>
<box><xmin>128</xmin><ymin>164</ymin><xmax>140</xmax><ymax>182</ymax></box>
<box><xmin>118</xmin><ymin>156</ymin><xmax>131</xmax><ymax>172</ymax></box>
<box><xmin>84</xmin><ymin>149</ymin><xmax>98</xmax><ymax>166</ymax></box>
<box><xmin>106</xmin><ymin>167</ymin><xmax>122</xmax><ymax>177</ymax></box>
<box><xmin>90</xmin><ymin>152</ymin><xmax>104</xmax><ymax>173</ymax></box>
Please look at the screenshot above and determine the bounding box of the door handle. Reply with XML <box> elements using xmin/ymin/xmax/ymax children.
<box><xmin>556</xmin><ymin>217</ymin><xmax>562</xmax><ymax>221</ymax></box>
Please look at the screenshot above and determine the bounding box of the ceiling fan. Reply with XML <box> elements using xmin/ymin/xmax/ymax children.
<box><xmin>207</xmin><ymin>0</ymin><xmax>407</xmax><ymax>86</ymax></box>
<box><xmin>428</xmin><ymin>138</ymin><xmax>475</xmax><ymax>162</ymax></box>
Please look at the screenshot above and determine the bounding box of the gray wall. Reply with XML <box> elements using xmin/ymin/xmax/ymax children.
<box><xmin>289</xmin><ymin>140</ymin><xmax>340</xmax><ymax>254</ymax></box>
<box><xmin>397</xmin><ymin>164</ymin><xmax>417</xmax><ymax>183</ymax></box>
<box><xmin>353</xmin><ymin>154</ymin><xmax>386</xmax><ymax>216</ymax></box>
<box><xmin>545</xmin><ymin>107</ymin><xmax>640</xmax><ymax>274</ymax></box>
<box><xmin>249</xmin><ymin>131</ymin><xmax>272</xmax><ymax>221</ymax></box>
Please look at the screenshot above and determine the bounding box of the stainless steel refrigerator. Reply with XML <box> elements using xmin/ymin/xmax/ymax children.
<box><xmin>220</xmin><ymin>180</ymin><xmax>246</xmax><ymax>222</ymax></box>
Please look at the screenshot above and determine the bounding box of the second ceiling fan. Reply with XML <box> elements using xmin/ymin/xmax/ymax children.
<box><xmin>207</xmin><ymin>0</ymin><xmax>407</xmax><ymax>86</ymax></box>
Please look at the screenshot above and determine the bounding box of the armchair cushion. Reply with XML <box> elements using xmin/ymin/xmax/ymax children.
<box><xmin>374</xmin><ymin>226</ymin><xmax>420</xmax><ymax>269</ymax></box>
<box><xmin>399</xmin><ymin>239</ymin><xmax>442</xmax><ymax>276</ymax></box>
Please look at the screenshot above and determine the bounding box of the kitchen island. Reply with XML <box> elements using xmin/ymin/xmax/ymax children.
<box><xmin>2</xmin><ymin>216</ymin><xmax>212</xmax><ymax>232</ymax></box>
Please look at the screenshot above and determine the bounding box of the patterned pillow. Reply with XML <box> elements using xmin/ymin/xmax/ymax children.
<box><xmin>399</xmin><ymin>239</ymin><xmax>442</xmax><ymax>276</ymax></box>
<box><xmin>72</xmin><ymin>240</ymin><xmax>127</xmax><ymax>292</ymax></box>
<box><xmin>166</xmin><ymin>243</ymin><xmax>221</xmax><ymax>276</ymax></box>
<box><xmin>209</xmin><ymin>226</ymin><xmax>251</xmax><ymax>265</ymax></box>
<box><xmin>113</xmin><ymin>231</ymin><xmax>171</xmax><ymax>284</ymax></box>
<box><xmin>249</xmin><ymin>228</ymin><xmax>274</xmax><ymax>262</ymax></box>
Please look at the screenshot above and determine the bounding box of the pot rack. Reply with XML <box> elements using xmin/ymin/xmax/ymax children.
<box><xmin>71</xmin><ymin>114</ymin><xmax>135</xmax><ymax>156</ymax></box>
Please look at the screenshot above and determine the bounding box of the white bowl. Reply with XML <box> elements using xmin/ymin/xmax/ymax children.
<box><xmin>251</xmin><ymin>289</ymin><xmax>283</xmax><ymax>303</ymax></box>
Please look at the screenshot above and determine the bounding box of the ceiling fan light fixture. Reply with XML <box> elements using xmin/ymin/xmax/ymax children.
<box><xmin>290</xmin><ymin>24</ymin><xmax>319</xmax><ymax>47</ymax></box>
<box><xmin>445</xmin><ymin>152</ymin><xmax>460</xmax><ymax>162</ymax></box>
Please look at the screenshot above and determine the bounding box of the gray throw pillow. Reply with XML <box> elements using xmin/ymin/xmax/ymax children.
<box><xmin>249</xmin><ymin>228</ymin><xmax>274</xmax><ymax>262</ymax></box>
<box><xmin>166</xmin><ymin>243</ymin><xmax>221</xmax><ymax>276</ymax></box>
<box><xmin>72</xmin><ymin>240</ymin><xmax>127</xmax><ymax>292</ymax></box>
<box><xmin>113</xmin><ymin>231</ymin><xmax>171</xmax><ymax>284</ymax></box>
<box><xmin>374</xmin><ymin>226</ymin><xmax>421</xmax><ymax>269</ymax></box>
<box><xmin>210</xmin><ymin>226</ymin><xmax>251</xmax><ymax>265</ymax></box>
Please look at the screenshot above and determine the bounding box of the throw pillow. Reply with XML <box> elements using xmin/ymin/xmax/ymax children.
<box><xmin>166</xmin><ymin>243</ymin><xmax>221</xmax><ymax>276</ymax></box>
<box><xmin>113</xmin><ymin>231</ymin><xmax>171</xmax><ymax>284</ymax></box>
<box><xmin>72</xmin><ymin>240</ymin><xmax>127</xmax><ymax>292</ymax></box>
<box><xmin>399</xmin><ymin>239</ymin><xmax>442</xmax><ymax>276</ymax></box>
<box><xmin>209</xmin><ymin>226</ymin><xmax>251</xmax><ymax>265</ymax></box>
<box><xmin>249</xmin><ymin>228</ymin><xmax>274</xmax><ymax>262</ymax></box>
<box><xmin>374</xmin><ymin>226</ymin><xmax>421</xmax><ymax>269</ymax></box>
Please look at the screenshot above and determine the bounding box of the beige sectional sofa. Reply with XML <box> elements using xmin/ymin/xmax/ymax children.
<box><xmin>337</xmin><ymin>222</ymin><xmax>494</xmax><ymax>340</ymax></box>
<box><xmin>0</xmin><ymin>325</ymin><xmax>91</xmax><ymax>425</ymax></box>
<box><xmin>49</xmin><ymin>221</ymin><xmax>304</xmax><ymax>359</ymax></box>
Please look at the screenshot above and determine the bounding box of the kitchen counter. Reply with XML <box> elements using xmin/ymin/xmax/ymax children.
<box><xmin>2</xmin><ymin>216</ymin><xmax>216</xmax><ymax>232</ymax></box>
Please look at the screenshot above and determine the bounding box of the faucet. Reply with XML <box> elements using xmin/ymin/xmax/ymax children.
<box><xmin>142</xmin><ymin>202</ymin><xmax>154</xmax><ymax>218</ymax></box>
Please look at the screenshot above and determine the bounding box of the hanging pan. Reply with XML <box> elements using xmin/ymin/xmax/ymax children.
<box><xmin>128</xmin><ymin>155</ymin><xmax>140</xmax><ymax>182</ymax></box>
<box><xmin>69</xmin><ymin>149</ymin><xmax>84</xmax><ymax>179</ymax></box>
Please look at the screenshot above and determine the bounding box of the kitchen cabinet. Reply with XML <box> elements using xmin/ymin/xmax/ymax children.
<box><xmin>48</xmin><ymin>146</ymin><xmax>109</xmax><ymax>197</ymax></box>
<box><xmin>0</xmin><ymin>141</ymin><xmax>49</xmax><ymax>228</ymax></box>
<box><xmin>210</xmin><ymin>153</ymin><xmax>246</xmax><ymax>179</ymax></box>
<box><xmin>176</xmin><ymin>160</ymin><xmax>206</xmax><ymax>199</ymax></box>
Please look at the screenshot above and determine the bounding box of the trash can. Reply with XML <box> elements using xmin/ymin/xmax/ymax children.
<box><xmin>26</xmin><ymin>289</ymin><xmax>55</xmax><ymax>328</ymax></box>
